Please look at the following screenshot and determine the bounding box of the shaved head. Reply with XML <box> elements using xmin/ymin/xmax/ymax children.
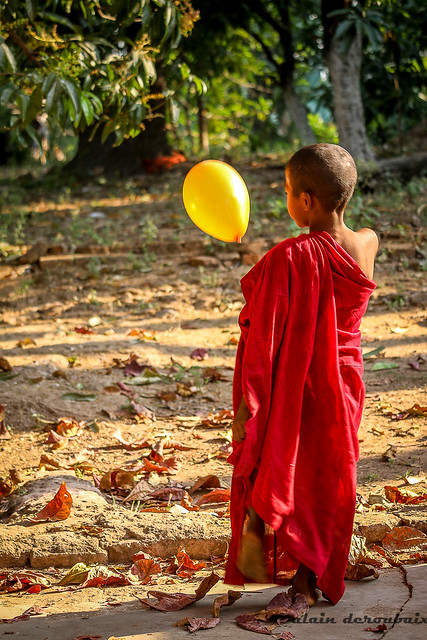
<box><xmin>286</xmin><ymin>144</ymin><xmax>357</xmax><ymax>213</ymax></box>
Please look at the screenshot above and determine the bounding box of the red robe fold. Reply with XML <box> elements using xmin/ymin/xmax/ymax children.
<box><xmin>225</xmin><ymin>231</ymin><xmax>376</xmax><ymax>604</ymax></box>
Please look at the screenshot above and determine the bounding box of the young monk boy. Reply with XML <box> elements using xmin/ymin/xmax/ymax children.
<box><xmin>225</xmin><ymin>143</ymin><xmax>378</xmax><ymax>606</ymax></box>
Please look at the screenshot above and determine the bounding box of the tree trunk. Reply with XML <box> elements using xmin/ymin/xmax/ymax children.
<box><xmin>65</xmin><ymin>75</ymin><xmax>171</xmax><ymax>177</ymax></box>
<box><xmin>282</xmin><ymin>83</ymin><xmax>317</xmax><ymax>146</ymax></box>
<box><xmin>325</xmin><ymin>33</ymin><xmax>374</xmax><ymax>161</ymax></box>
<box><xmin>197</xmin><ymin>95</ymin><xmax>209</xmax><ymax>153</ymax></box>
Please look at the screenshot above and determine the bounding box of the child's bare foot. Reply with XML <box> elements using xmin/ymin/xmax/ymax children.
<box><xmin>289</xmin><ymin>563</ymin><xmax>320</xmax><ymax>607</ymax></box>
<box><xmin>236</xmin><ymin>530</ymin><xmax>268</xmax><ymax>583</ymax></box>
<box><xmin>236</xmin><ymin>507</ymin><xmax>268</xmax><ymax>583</ymax></box>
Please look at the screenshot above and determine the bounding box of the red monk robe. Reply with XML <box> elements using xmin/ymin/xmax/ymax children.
<box><xmin>225</xmin><ymin>231</ymin><xmax>376</xmax><ymax>604</ymax></box>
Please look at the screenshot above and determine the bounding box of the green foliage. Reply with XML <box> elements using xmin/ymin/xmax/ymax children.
<box><xmin>0</xmin><ymin>0</ymin><xmax>198</xmax><ymax>150</ymax></box>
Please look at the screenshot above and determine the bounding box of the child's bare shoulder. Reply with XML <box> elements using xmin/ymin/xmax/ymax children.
<box><xmin>355</xmin><ymin>227</ymin><xmax>379</xmax><ymax>249</ymax></box>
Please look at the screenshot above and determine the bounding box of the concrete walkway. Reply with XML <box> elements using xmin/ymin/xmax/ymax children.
<box><xmin>1</xmin><ymin>565</ymin><xmax>426</xmax><ymax>640</ymax></box>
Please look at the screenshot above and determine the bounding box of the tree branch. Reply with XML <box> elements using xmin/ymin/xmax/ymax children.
<box><xmin>6</xmin><ymin>29</ymin><xmax>41</xmax><ymax>67</ymax></box>
<box><xmin>246</xmin><ymin>27</ymin><xmax>280</xmax><ymax>76</ymax></box>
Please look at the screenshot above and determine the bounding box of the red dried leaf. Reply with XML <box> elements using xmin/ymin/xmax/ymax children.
<box><xmin>130</xmin><ymin>400</ymin><xmax>156</xmax><ymax>421</ymax></box>
<box><xmin>162</xmin><ymin>438</ymin><xmax>196</xmax><ymax>452</ymax></box>
<box><xmin>181</xmin><ymin>491</ymin><xmax>200</xmax><ymax>511</ymax></box>
<box><xmin>195</xmin><ymin>488</ymin><xmax>231</xmax><ymax>506</ymax></box>
<box><xmin>0</xmin><ymin>570</ymin><xmax>50</xmax><ymax>593</ymax></box>
<box><xmin>74</xmin><ymin>326</ymin><xmax>94</xmax><ymax>334</ymax></box>
<box><xmin>190</xmin><ymin>348</ymin><xmax>208</xmax><ymax>361</ymax></box>
<box><xmin>279</xmin><ymin>633</ymin><xmax>295</xmax><ymax>640</ymax></box>
<box><xmin>28</xmin><ymin>482</ymin><xmax>72</xmax><ymax>522</ymax></box>
<box><xmin>130</xmin><ymin>557</ymin><xmax>161</xmax><ymax>584</ymax></box>
<box><xmin>55</xmin><ymin>417</ymin><xmax>82</xmax><ymax>437</ymax></box>
<box><xmin>384</xmin><ymin>486</ymin><xmax>427</xmax><ymax>505</ymax></box>
<box><xmin>139</xmin><ymin>456</ymin><xmax>181</xmax><ymax>475</ymax></box>
<box><xmin>128</xmin><ymin>328</ymin><xmax>157</xmax><ymax>340</ymax></box>
<box><xmin>176</xmin><ymin>547</ymin><xmax>206</xmax><ymax>576</ymax></box>
<box><xmin>79</xmin><ymin>566</ymin><xmax>131</xmax><ymax>589</ymax></box>
<box><xmin>212</xmin><ymin>590</ymin><xmax>242</xmax><ymax>617</ymax></box>
<box><xmin>189</xmin><ymin>475</ymin><xmax>221</xmax><ymax>495</ymax></box>
<box><xmin>235</xmin><ymin>614</ymin><xmax>272</xmax><ymax>635</ymax></box>
<box><xmin>27</xmin><ymin>585</ymin><xmax>42</xmax><ymax>594</ymax></box>
<box><xmin>365</xmin><ymin>624</ymin><xmax>387</xmax><ymax>632</ymax></box>
<box><xmin>381</xmin><ymin>526</ymin><xmax>427</xmax><ymax>551</ymax></box>
<box><xmin>125</xmin><ymin>357</ymin><xmax>150</xmax><ymax>377</ymax></box>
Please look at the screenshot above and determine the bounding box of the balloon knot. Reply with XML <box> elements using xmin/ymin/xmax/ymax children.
<box><xmin>236</xmin><ymin>236</ymin><xmax>242</xmax><ymax>243</ymax></box>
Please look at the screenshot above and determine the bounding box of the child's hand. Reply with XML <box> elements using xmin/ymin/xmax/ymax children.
<box><xmin>232</xmin><ymin>418</ymin><xmax>247</xmax><ymax>443</ymax></box>
<box><xmin>232</xmin><ymin>396</ymin><xmax>250</xmax><ymax>443</ymax></box>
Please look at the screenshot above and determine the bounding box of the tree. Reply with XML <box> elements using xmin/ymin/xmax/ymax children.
<box><xmin>0</xmin><ymin>0</ymin><xmax>198</xmax><ymax>172</ymax></box>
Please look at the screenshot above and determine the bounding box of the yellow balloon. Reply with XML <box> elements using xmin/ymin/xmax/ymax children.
<box><xmin>182</xmin><ymin>160</ymin><xmax>250</xmax><ymax>242</ymax></box>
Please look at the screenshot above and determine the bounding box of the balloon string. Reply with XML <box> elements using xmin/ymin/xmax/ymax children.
<box><xmin>236</xmin><ymin>236</ymin><xmax>241</xmax><ymax>243</ymax></box>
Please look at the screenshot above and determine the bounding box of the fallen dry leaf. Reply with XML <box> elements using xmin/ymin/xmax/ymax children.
<box><xmin>203</xmin><ymin>367</ymin><xmax>229</xmax><ymax>382</ymax></box>
<box><xmin>139</xmin><ymin>572</ymin><xmax>220</xmax><ymax>612</ymax></box>
<box><xmin>175</xmin><ymin>547</ymin><xmax>206</xmax><ymax>577</ymax></box>
<box><xmin>28</xmin><ymin>482</ymin><xmax>72</xmax><ymax>522</ymax></box>
<box><xmin>99</xmin><ymin>469</ymin><xmax>136</xmax><ymax>495</ymax></box>
<box><xmin>212</xmin><ymin>590</ymin><xmax>242</xmax><ymax>617</ymax></box>
<box><xmin>0</xmin><ymin>570</ymin><xmax>51</xmax><ymax>593</ymax></box>
<box><xmin>1</xmin><ymin>604</ymin><xmax>44</xmax><ymax>623</ymax></box>
<box><xmin>235</xmin><ymin>614</ymin><xmax>272</xmax><ymax>635</ymax></box>
<box><xmin>17</xmin><ymin>337</ymin><xmax>36</xmax><ymax>348</ymax></box>
<box><xmin>128</xmin><ymin>328</ymin><xmax>157</xmax><ymax>340</ymax></box>
<box><xmin>0</xmin><ymin>404</ymin><xmax>11</xmax><ymax>440</ymax></box>
<box><xmin>201</xmin><ymin>409</ymin><xmax>234</xmax><ymax>427</ymax></box>
<box><xmin>175</xmin><ymin>617</ymin><xmax>220</xmax><ymax>632</ymax></box>
<box><xmin>112</xmin><ymin>427</ymin><xmax>150</xmax><ymax>451</ymax></box>
<box><xmin>74</xmin><ymin>326</ymin><xmax>95</xmax><ymax>334</ymax></box>
<box><xmin>255</xmin><ymin>592</ymin><xmax>309</xmax><ymax>621</ymax></box>
<box><xmin>79</xmin><ymin>566</ymin><xmax>131</xmax><ymax>589</ymax></box>
<box><xmin>190</xmin><ymin>348</ymin><xmax>208</xmax><ymax>361</ymax></box>
<box><xmin>149</xmin><ymin>487</ymin><xmax>186</xmax><ymax>501</ymax></box>
<box><xmin>384</xmin><ymin>486</ymin><xmax>427</xmax><ymax>505</ymax></box>
<box><xmin>176</xmin><ymin>382</ymin><xmax>197</xmax><ymax>397</ymax></box>
<box><xmin>381</xmin><ymin>526</ymin><xmax>427</xmax><ymax>552</ymax></box>
<box><xmin>130</xmin><ymin>557</ymin><xmax>161</xmax><ymax>584</ymax></box>
<box><xmin>189</xmin><ymin>475</ymin><xmax>221</xmax><ymax>495</ymax></box>
<box><xmin>0</xmin><ymin>357</ymin><xmax>12</xmax><ymax>371</ymax></box>
<box><xmin>181</xmin><ymin>491</ymin><xmax>200</xmax><ymax>511</ymax></box>
<box><xmin>137</xmin><ymin>456</ymin><xmax>181</xmax><ymax>476</ymax></box>
<box><xmin>345</xmin><ymin>562</ymin><xmax>380</xmax><ymax>581</ymax></box>
<box><xmin>195</xmin><ymin>488</ymin><xmax>231</xmax><ymax>506</ymax></box>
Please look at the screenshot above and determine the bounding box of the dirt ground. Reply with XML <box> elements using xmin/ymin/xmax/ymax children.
<box><xmin>0</xmin><ymin>158</ymin><xmax>426</xmax><ymax>623</ymax></box>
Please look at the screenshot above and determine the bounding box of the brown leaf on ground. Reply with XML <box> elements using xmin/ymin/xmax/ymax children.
<box><xmin>158</xmin><ymin>391</ymin><xmax>177</xmax><ymax>402</ymax></box>
<box><xmin>79</xmin><ymin>566</ymin><xmax>131</xmax><ymax>589</ymax></box>
<box><xmin>55</xmin><ymin>418</ymin><xmax>83</xmax><ymax>437</ymax></box>
<box><xmin>0</xmin><ymin>570</ymin><xmax>51</xmax><ymax>593</ymax></box>
<box><xmin>123</xmin><ymin>478</ymin><xmax>153</xmax><ymax>502</ymax></box>
<box><xmin>201</xmin><ymin>409</ymin><xmax>234</xmax><ymax>427</ymax></box>
<box><xmin>0</xmin><ymin>357</ymin><xmax>12</xmax><ymax>371</ymax></box>
<box><xmin>381</xmin><ymin>526</ymin><xmax>427</xmax><ymax>552</ymax></box>
<box><xmin>112</xmin><ymin>427</ymin><xmax>150</xmax><ymax>451</ymax></box>
<box><xmin>203</xmin><ymin>367</ymin><xmax>229</xmax><ymax>382</ymax></box>
<box><xmin>46</xmin><ymin>429</ymin><xmax>69</xmax><ymax>447</ymax></box>
<box><xmin>99</xmin><ymin>469</ymin><xmax>136</xmax><ymax>495</ymax></box>
<box><xmin>181</xmin><ymin>491</ymin><xmax>200</xmax><ymax>511</ymax></box>
<box><xmin>212</xmin><ymin>590</ymin><xmax>243</xmax><ymax>617</ymax></box>
<box><xmin>17</xmin><ymin>337</ymin><xmax>36</xmax><ymax>348</ymax></box>
<box><xmin>384</xmin><ymin>486</ymin><xmax>427</xmax><ymax>505</ymax></box>
<box><xmin>149</xmin><ymin>487</ymin><xmax>186</xmax><ymax>501</ymax></box>
<box><xmin>386</xmin><ymin>403</ymin><xmax>427</xmax><ymax>420</ymax></box>
<box><xmin>235</xmin><ymin>614</ymin><xmax>272</xmax><ymax>635</ymax></box>
<box><xmin>138</xmin><ymin>572</ymin><xmax>220</xmax><ymax>612</ymax></box>
<box><xmin>130</xmin><ymin>400</ymin><xmax>156</xmax><ymax>421</ymax></box>
<box><xmin>190</xmin><ymin>348</ymin><xmax>208</xmax><ymax>361</ymax></box>
<box><xmin>0</xmin><ymin>469</ymin><xmax>18</xmax><ymax>498</ymax></box>
<box><xmin>130</xmin><ymin>557</ymin><xmax>161</xmax><ymax>584</ymax></box>
<box><xmin>345</xmin><ymin>562</ymin><xmax>380</xmax><ymax>581</ymax></box>
<box><xmin>0</xmin><ymin>404</ymin><xmax>11</xmax><ymax>440</ymax></box>
<box><xmin>176</xmin><ymin>382</ymin><xmax>197</xmax><ymax>397</ymax></box>
<box><xmin>372</xmin><ymin>544</ymin><xmax>403</xmax><ymax>567</ymax></box>
<box><xmin>1</xmin><ymin>604</ymin><xmax>44</xmax><ymax>623</ymax></box>
<box><xmin>175</xmin><ymin>547</ymin><xmax>206</xmax><ymax>577</ymax></box>
<box><xmin>175</xmin><ymin>617</ymin><xmax>221</xmax><ymax>632</ymax></box>
<box><xmin>255</xmin><ymin>592</ymin><xmax>309</xmax><ymax>621</ymax></box>
<box><xmin>28</xmin><ymin>481</ymin><xmax>72</xmax><ymax>522</ymax></box>
<box><xmin>124</xmin><ymin>356</ymin><xmax>152</xmax><ymax>377</ymax></box>
<box><xmin>188</xmin><ymin>474</ymin><xmax>221</xmax><ymax>495</ymax></box>
<box><xmin>195</xmin><ymin>488</ymin><xmax>231</xmax><ymax>505</ymax></box>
